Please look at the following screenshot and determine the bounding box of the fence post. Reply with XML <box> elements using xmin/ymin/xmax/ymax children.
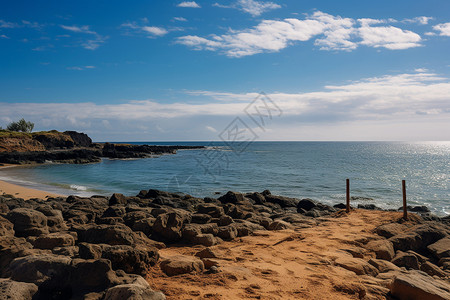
<box><xmin>346</xmin><ymin>179</ymin><xmax>350</xmax><ymax>213</ymax></box>
<box><xmin>402</xmin><ymin>180</ymin><xmax>407</xmax><ymax>220</ymax></box>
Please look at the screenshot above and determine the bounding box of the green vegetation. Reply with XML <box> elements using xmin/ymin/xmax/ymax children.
<box><xmin>6</xmin><ymin>118</ymin><xmax>35</xmax><ymax>133</ymax></box>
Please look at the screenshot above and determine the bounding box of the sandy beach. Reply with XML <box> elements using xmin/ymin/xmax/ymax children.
<box><xmin>0</xmin><ymin>164</ymin><xmax>63</xmax><ymax>199</ymax></box>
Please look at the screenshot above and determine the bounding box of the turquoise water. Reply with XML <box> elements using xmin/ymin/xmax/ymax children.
<box><xmin>1</xmin><ymin>142</ymin><xmax>449</xmax><ymax>215</ymax></box>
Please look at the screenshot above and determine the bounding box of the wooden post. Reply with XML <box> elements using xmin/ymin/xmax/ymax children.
<box><xmin>402</xmin><ymin>180</ymin><xmax>407</xmax><ymax>220</ymax></box>
<box><xmin>346</xmin><ymin>179</ymin><xmax>350</xmax><ymax>213</ymax></box>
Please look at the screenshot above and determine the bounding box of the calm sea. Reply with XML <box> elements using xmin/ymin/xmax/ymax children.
<box><xmin>1</xmin><ymin>142</ymin><xmax>449</xmax><ymax>215</ymax></box>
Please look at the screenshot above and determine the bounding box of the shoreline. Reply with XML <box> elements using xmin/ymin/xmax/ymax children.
<box><xmin>0</xmin><ymin>164</ymin><xmax>64</xmax><ymax>199</ymax></box>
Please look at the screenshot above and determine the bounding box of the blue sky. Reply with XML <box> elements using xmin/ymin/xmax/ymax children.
<box><xmin>1</xmin><ymin>0</ymin><xmax>449</xmax><ymax>141</ymax></box>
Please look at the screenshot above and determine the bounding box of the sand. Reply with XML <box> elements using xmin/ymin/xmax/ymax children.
<box><xmin>0</xmin><ymin>164</ymin><xmax>63</xmax><ymax>199</ymax></box>
<box><xmin>147</xmin><ymin>210</ymin><xmax>405</xmax><ymax>300</ymax></box>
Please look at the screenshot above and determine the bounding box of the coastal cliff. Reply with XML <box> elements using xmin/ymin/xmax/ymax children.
<box><xmin>0</xmin><ymin>130</ymin><xmax>204</xmax><ymax>164</ymax></box>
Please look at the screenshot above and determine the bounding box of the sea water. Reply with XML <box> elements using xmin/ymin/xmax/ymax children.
<box><xmin>1</xmin><ymin>142</ymin><xmax>449</xmax><ymax>215</ymax></box>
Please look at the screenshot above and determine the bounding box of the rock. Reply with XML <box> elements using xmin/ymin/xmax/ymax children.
<box><xmin>70</xmin><ymin>258</ymin><xmax>118</xmax><ymax>295</ymax></box>
<box><xmin>368</xmin><ymin>258</ymin><xmax>401</xmax><ymax>273</ymax></box>
<box><xmin>202</xmin><ymin>258</ymin><xmax>220</xmax><ymax>269</ymax></box>
<box><xmin>192</xmin><ymin>234</ymin><xmax>217</xmax><ymax>246</ymax></box>
<box><xmin>268</xmin><ymin>220</ymin><xmax>291</xmax><ymax>231</ymax></box>
<box><xmin>218</xmin><ymin>215</ymin><xmax>233</xmax><ymax>226</ymax></box>
<box><xmin>197</xmin><ymin>204</ymin><xmax>224</xmax><ymax>218</ymax></box>
<box><xmin>195</xmin><ymin>247</ymin><xmax>218</xmax><ymax>259</ymax></box>
<box><xmin>297</xmin><ymin>198</ymin><xmax>317</xmax><ymax>212</ymax></box>
<box><xmin>365</xmin><ymin>239</ymin><xmax>395</xmax><ymax>261</ymax></box>
<box><xmin>0</xmin><ymin>278</ymin><xmax>38</xmax><ymax>300</ymax></box>
<box><xmin>52</xmin><ymin>246</ymin><xmax>79</xmax><ymax>257</ymax></box>
<box><xmin>357</xmin><ymin>204</ymin><xmax>381</xmax><ymax>210</ymax></box>
<box><xmin>152</xmin><ymin>212</ymin><xmax>186</xmax><ymax>243</ymax></box>
<box><xmin>191</xmin><ymin>213</ymin><xmax>211</xmax><ymax>224</ymax></box>
<box><xmin>217</xmin><ymin>225</ymin><xmax>238</xmax><ymax>241</ymax></box>
<box><xmin>391</xmin><ymin>270</ymin><xmax>450</xmax><ymax>300</ymax></box>
<box><xmin>427</xmin><ymin>237</ymin><xmax>450</xmax><ymax>259</ymax></box>
<box><xmin>420</xmin><ymin>261</ymin><xmax>446</xmax><ymax>278</ymax></box>
<box><xmin>6</xmin><ymin>208</ymin><xmax>48</xmax><ymax>237</ymax></box>
<box><xmin>335</xmin><ymin>257</ymin><xmax>379</xmax><ymax>276</ymax></box>
<box><xmin>132</xmin><ymin>218</ymin><xmax>155</xmax><ymax>236</ymax></box>
<box><xmin>77</xmin><ymin>224</ymin><xmax>135</xmax><ymax>246</ymax></box>
<box><xmin>333</xmin><ymin>203</ymin><xmax>346</xmax><ymax>209</ymax></box>
<box><xmin>79</xmin><ymin>242</ymin><xmax>103</xmax><ymax>259</ymax></box>
<box><xmin>101</xmin><ymin>244</ymin><xmax>159</xmax><ymax>276</ymax></box>
<box><xmin>35</xmin><ymin>206</ymin><xmax>67</xmax><ymax>232</ymax></box>
<box><xmin>265</xmin><ymin>194</ymin><xmax>298</xmax><ymax>208</ymax></box>
<box><xmin>389</xmin><ymin>232</ymin><xmax>422</xmax><ymax>252</ymax></box>
<box><xmin>218</xmin><ymin>191</ymin><xmax>244</xmax><ymax>204</ymax></box>
<box><xmin>9</xmin><ymin>254</ymin><xmax>72</xmax><ymax>289</ymax></box>
<box><xmin>109</xmin><ymin>193</ymin><xmax>128</xmax><ymax>206</ymax></box>
<box><xmin>102</xmin><ymin>206</ymin><xmax>126</xmax><ymax>218</ymax></box>
<box><xmin>33</xmin><ymin>232</ymin><xmax>76</xmax><ymax>250</ymax></box>
<box><xmin>160</xmin><ymin>255</ymin><xmax>204</xmax><ymax>276</ymax></box>
<box><xmin>0</xmin><ymin>236</ymin><xmax>33</xmax><ymax>276</ymax></box>
<box><xmin>0</xmin><ymin>216</ymin><xmax>14</xmax><ymax>236</ymax></box>
<box><xmin>104</xmin><ymin>283</ymin><xmax>166</xmax><ymax>300</ymax></box>
<box><xmin>391</xmin><ymin>251</ymin><xmax>420</xmax><ymax>270</ymax></box>
<box><xmin>375</xmin><ymin>223</ymin><xmax>408</xmax><ymax>238</ymax></box>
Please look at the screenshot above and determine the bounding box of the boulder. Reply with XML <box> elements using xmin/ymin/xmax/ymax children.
<box><xmin>420</xmin><ymin>261</ymin><xmax>446</xmax><ymax>278</ymax></box>
<box><xmin>195</xmin><ymin>247</ymin><xmax>218</xmax><ymax>259</ymax></box>
<box><xmin>191</xmin><ymin>234</ymin><xmax>217</xmax><ymax>246</ymax></box>
<box><xmin>104</xmin><ymin>283</ymin><xmax>166</xmax><ymax>300</ymax></box>
<box><xmin>52</xmin><ymin>246</ymin><xmax>79</xmax><ymax>257</ymax></box>
<box><xmin>152</xmin><ymin>212</ymin><xmax>187</xmax><ymax>243</ymax></box>
<box><xmin>160</xmin><ymin>255</ymin><xmax>204</xmax><ymax>276</ymax></box>
<box><xmin>391</xmin><ymin>270</ymin><xmax>450</xmax><ymax>300</ymax></box>
<box><xmin>427</xmin><ymin>237</ymin><xmax>450</xmax><ymax>259</ymax></box>
<box><xmin>79</xmin><ymin>242</ymin><xmax>103</xmax><ymax>259</ymax></box>
<box><xmin>33</xmin><ymin>232</ymin><xmax>76</xmax><ymax>250</ymax></box>
<box><xmin>391</xmin><ymin>251</ymin><xmax>420</xmax><ymax>270</ymax></box>
<box><xmin>0</xmin><ymin>216</ymin><xmax>14</xmax><ymax>236</ymax></box>
<box><xmin>265</xmin><ymin>194</ymin><xmax>298</xmax><ymax>208</ymax></box>
<box><xmin>368</xmin><ymin>258</ymin><xmax>401</xmax><ymax>273</ymax></box>
<box><xmin>70</xmin><ymin>258</ymin><xmax>118</xmax><ymax>295</ymax></box>
<box><xmin>101</xmin><ymin>244</ymin><xmax>159</xmax><ymax>276</ymax></box>
<box><xmin>191</xmin><ymin>213</ymin><xmax>211</xmax><ymax>224</ymax></box>
<box><xmin>197</xmin><ymin>204</ymin><xmax>224</xmax><ymax>218</ymax></box>
<box><xmin>77</xmin><ymin>224</ymin><xmax>135</xmax><ymax>246</ymax></box>
<box><xmin>297</xmin><ymin>198</ymin><xmax>317</xmax><ymax>212</ymax></box>
<box><xmin>375</xmin><ymin>223</ymin><xmax>409</xmax><ymax>238</ymax></box>
<box><xmin>132</xmin><ymin>218</ymin><xmax>155</xmax><ymax>236</ymax></box>
<box><xmin>217</xmin><ymin>225</ymin><xmax>238</xmax><ymax>241</ymax></box>
<box><xmin>335</xmin><ymin>257</ymin><xmax>379</xmax><ymax>276</ymax></box>
<box><xmin>268</xmin><ymin>220</ymin><xmax>291</xmax><ymax>231</ymax></box>
<box><xmin>6</xmin><ymin>208</ymin><xmax>48</xmax><ymax>237</ymax></box>
<box><xmin>0</xmin><ymin>278</ymin><xmax>38</xmax><ymax>300</ymax></box>
<box><xmin>218</xmin><ymin>215</ymin><xmax>233</xmax><ymax>226</ymax></box>
<box><xmin>365</xmin><ymin>239</ymin><xmax>395</xmax><ymax>261</ymax></box>
<box><xmin>109</xmin><ymin>193</ymin><xmax>128</xmax><ymax>206</ymax></box>
<box><xmin>389</xmin><ymin>232</ymin><xmax>422</xmax><ymax>252</ymax></box>
<box><xmin>0</xmin><ymin>236</ymin><xmax>33</xmax><ymax>276</ymax></box>
<box><xmin>218</xmin><ymin>191</ymin><xmax>244</xmax><ymax>204</ymax></box>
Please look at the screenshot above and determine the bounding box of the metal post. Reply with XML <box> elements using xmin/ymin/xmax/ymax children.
<box><xmin>402</xmin><ymin>180</ymin><xmax>407</xmax><ymax>220</ymax></box>
<box><xmin>346</xmin><ymin>179</ymin><xmax>350</xmax><ymax>213</ymax></box>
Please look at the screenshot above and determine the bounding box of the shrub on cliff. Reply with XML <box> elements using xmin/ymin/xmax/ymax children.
<box><xmin>6</xmin><ymin>119</ymin><xmax>34</xmax><ymax>133</ymax></box>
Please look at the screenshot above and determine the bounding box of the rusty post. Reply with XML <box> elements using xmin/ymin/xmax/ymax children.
<box><xmin>346</xmin><ymin>179</ymin><xmax>350</xmax><ymax>213</ymax></box>
<box><xmin>402</xmin><ymin>180</ymin><xmax>407</xmax><ymax>220</ymax></box>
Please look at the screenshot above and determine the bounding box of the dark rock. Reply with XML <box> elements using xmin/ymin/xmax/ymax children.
<box><xmin>375</xmin><ymin>223</ymin><xmax>408</xmax><ymax>238</ymax></box>
<box><xmin>334</xmin><ymin>257</ymin><xmax>379</xmax><ymax>276</ymax></box>
<box><xmin>357</xmin><ymin>204</ymin><xmax>381</xmax><ymax>210</ymax></box>
<box><xmin>79</xmin><ymin>243</ymin><xmax>103</xmax><ymax>259</ymax></box>
<box><xmin>197</xmin><ymin>204</ymin><xmax>224</xmax><ymax>218</ymax></box>
<box><xmin>420</xmin><ymin>261</ymin><xmax>446</xmax><ymax>278</ymax></box>
<box><xmin>132</xmin><ymin>218</ymin><xmax>155</xmax><ymax>236</ymax></box>
<box><xmin>191</xmin><ymin>213</ymin><xmax>211</xmax><ymax>224</ymax></box>
<box><xmin>152</xmin><ymin>212</ymin><xmax>187</xmax><ymax>243</ymax></box>
<box><xmin>218</xmin><ymin>191</ymin><xmax>245</xmax><ymax>204</ymax></box>
<box><xmin>391</xmin><ymin>251</ymin><xmax>420</xmax><ymax>270</ymax></box>
<box><xmin>77</xmin><ymin>224</ymin><xmax>135</xmax><ymax>246</ymax></box>
<box><xmin>297</xmin><ymin>198</ymin><xmax>317</xmax><ymax>212</ymax></box>
<box><xmin>333</xmin><ymin>203</ymin><xmax>346</xmax><ymax>209</ymax></box>
<box><xmin>160</xmin><ymin>255</ymin><xmax>204</xmax><ymax>276</ymax></box>
<box><xmin>109</xmin><ymin>194</ymin><xmax>128</xmax><ymax>206</ymax></box>
<box><xmin>268</xmin><ymin>220</ymin><xmax>291</xmax><ymax>231</ymax></box>
<box><xmin>104</xmin><ymin>283</ymin><xmax>165</xmax><ymax>300</ymax></box>
<box><xmin>0</xmin><ymin>215</ymin><xmax>14</xmax><ymax>236</ymax></box>
<box><xmin>6</xmin><ymin>208</ymin><xmax>48</xmax><ymax>237</ymax></box>
<box><xmin>33</xmin><ymin>232</ymin><xmax>76</xmax><ymax>250</ymax></box>
<box><xmin>427</xmin><ymin>237</ymin><xmax>450</xmax><ymax>259</ymax></box>
<box><xmin>52</xmin><ymin>246</ymin><xmax>79</xmax><ymax>257</ymax></box>
<box><xmin>217</xmin><ymin>225</ymin><xmax>237</xmax><ymax>241</ymax></box>
<box><xmin>64</xmin><ymin>131</ymin><xmax>92</xmax><ymax>147</ymax></box>
<box><xmin>265</xmin><ymin>194</ymin><xmax>299</xmax><ymax>208</ymax></box>
<box><xmin>0</xmin><ymin>278</ymin><xmax>38</xmax><ymax>300</ymax></box>
<box><xmin>101</xmin><ymin>244</ymin><xmax>159</xmax><ymax>276</ymax></box>
<box><xmin>195</xmin><ymin>247</ymin><xmax>218</xmax><ymax>259</ymax></box>
<box><xmin>102</xmin><ymin>206</ymin><xmax>126</xmax><ymax>218</ymax></box>
<box><xmin>368</xmin><ymin>258</ymin><xmax>401</xmax><ymax>273</ymax></box>
<box><xmin>365</xmin><ymin>239</ymin><xmax>395</xmax><ymax>261</ymax></box>
<box><xmin>0</xmin><ymin>236</ymin><xmax>33</xmax><ymax>276</ymax></box>
<box><xmin>218</xmin><ymin>215</ymin><xmax>233</xmax><ymax>226</ymax></box>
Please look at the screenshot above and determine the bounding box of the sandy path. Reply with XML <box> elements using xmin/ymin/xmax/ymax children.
<box><xmin>147</xmin><ymin>210</ymin><xmax>403</xmax><ymax>299</ymax></box>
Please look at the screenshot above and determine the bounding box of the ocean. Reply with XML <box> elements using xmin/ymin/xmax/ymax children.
<box><xmin>0</xmin><ymin>141</ymin><xmax>449</xmax><ymax>215</ymax></box>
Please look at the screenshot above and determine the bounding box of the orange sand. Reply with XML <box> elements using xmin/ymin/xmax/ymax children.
<box><xmin>147</xmin><ymin>210</ymin><xmax>404</xmax><ymax>300</ymax></box>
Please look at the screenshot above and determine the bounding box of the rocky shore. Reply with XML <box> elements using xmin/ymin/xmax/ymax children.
<box><xmin>0</xmin><ymin>130</ymin><xmax>204</xmax><ymax>164</ymax></box>
<box><xmin>1</xmin><ymin>189</ymin><xmax>449</xmax><ymax>299</ymax></box>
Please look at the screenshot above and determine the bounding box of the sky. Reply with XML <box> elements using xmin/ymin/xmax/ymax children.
<box><xmin>0</xmin><ymin>0</ymin><xmax>449</xmax><ymax>141</ymax></box>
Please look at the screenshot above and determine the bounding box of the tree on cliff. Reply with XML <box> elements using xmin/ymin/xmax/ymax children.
<box><xmin>7</xmin><ymin>118</ymin><xmax>35</xmax><ymax>133</ymax></box>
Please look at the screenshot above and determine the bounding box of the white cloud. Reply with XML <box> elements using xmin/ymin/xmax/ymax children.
<box><xmin>0</xmin><ymin>34</ymin><xmax>9</xmax><ymax>39</ymax></box>
<box><xmin>142</xmin><ymin>26</ymin><xmax>168</xmax><ymax>36</ymax></box>
<box><xmin>66</xmin><ymin>66</ymin><xmax>96</xmax><ymax>71</ymax></box>
<box><xmin>1</xmin><ymin>72</ymin><xmax>448</xmax><ymax>141</ymax></box>
<box><xmin>358</xmin><ymin>25</ymin><xmax>422</xmax><ymax>50</ymax></box>
<box><xmin>173</xmin><ymin>17</ymin><xmax>188</xmax><ymax>22</ymax></box>
<box><xmin>60</xmin><ymin>24</ymin><xmax>107</xmax><ymax>50</ymax></box>
<box><xmin>215</xmin><ymin>0</ymin><xmax>281</xmax><ymax>17</ymax></box>
<box><xmin>177</xmin><ymin>11</ymin><xmax>422</xmax><ymax>56</ymax></box>
<box><xmin>177</xmin><ymin>1</ymin><xmax>200</xmax><ymax>8</ymax></box>
<box><xmin>403</xmin><ymin>16</ymin><xmax>434</xmax><ymax>25</ymax></box>
<box><xmin>0</xmin><ymin>20</ymin><xmax>18</xmax><ymax>28</ymax></box>
<box><xmin>433</xmin><ymin>22</ymin><xmax>450</xmax><ymax>36</ymax></box>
